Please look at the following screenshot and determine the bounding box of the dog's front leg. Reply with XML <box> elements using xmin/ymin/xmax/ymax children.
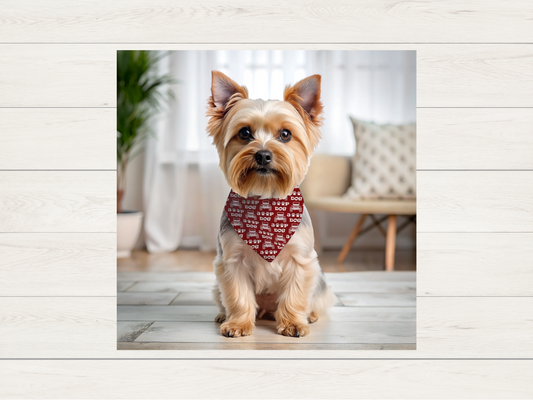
<box><xmin>216</xmin><ymin>261</ymin><xmax>257</xmax><ymax>338</ymax></box>
<box><xmin>275</xmin><ymin>257</ymin><xmax>314</xmax><ymax>337</ymax></box>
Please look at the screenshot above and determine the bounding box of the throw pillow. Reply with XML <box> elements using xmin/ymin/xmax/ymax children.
<box><xmin>346</xmin><ymin>117</ymin><xmax>416</xmax><ymax>200</ymax></box>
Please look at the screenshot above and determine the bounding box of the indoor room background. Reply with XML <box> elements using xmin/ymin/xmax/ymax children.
<box><xmin>121</xmin><ymin>50</ymin><xmax>416</xmax><ymax>262</ymax></box>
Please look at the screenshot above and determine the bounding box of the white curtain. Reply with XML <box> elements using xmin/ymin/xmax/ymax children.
<box><xmin>144</xmin><ymin>50</ymin><xmax>416</xmax><ymax>253</ymax></box>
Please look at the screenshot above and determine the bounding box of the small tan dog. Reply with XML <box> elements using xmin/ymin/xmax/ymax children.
<box><xmin>206</xmin><ymin>71</ymin><xmax>335</xmax><ymax>338</ymax></box>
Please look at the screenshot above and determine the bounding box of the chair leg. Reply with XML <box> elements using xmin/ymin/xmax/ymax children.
<box><xmin>385</xmin><ymin>215</ymin><xmax>397</xmax><ymax>271</ymax></box>
<box><xmin>338</xmin><ymin>214</ymin><xmax>367</xmax><ymax>263</ymax></box>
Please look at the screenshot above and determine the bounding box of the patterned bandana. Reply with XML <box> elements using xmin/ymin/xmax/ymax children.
<box><xmin>224</xmin><ymin>187</ymin><xmax>305</xmax><ymax>262</ymax></box>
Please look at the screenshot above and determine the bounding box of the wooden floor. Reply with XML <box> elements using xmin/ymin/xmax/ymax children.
<box><xmin>117</xmin><ymin>249</ymin><xmax>416</xmax><ymax>350</ymax></box>
<box><xmin>118</xmin><ymin>248</ymin><xmax>417</xmax><ymax>273</ymax></box>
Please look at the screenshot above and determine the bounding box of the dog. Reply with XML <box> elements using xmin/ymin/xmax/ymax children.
<box><xmin>206</xmin><ymin>70</ymin><xmax>335</xmax><ymax>338</ymax></box>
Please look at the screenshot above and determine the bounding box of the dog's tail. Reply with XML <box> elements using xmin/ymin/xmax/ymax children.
<box><xmin>310</xmin><ymin>273</ymin><xmax>338</xmax><ymax>315</ymax></box>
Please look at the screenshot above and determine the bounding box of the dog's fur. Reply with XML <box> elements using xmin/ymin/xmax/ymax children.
<box><xmin>206</xmin><ymin>71</ymin><xmax>335</xmax><ymax>338</ymax></box>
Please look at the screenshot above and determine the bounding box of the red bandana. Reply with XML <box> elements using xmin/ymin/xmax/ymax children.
<box><xmin>224</xmin><ymin>187</ymin><xmax>305</xmax><ymax>262</ymax></box>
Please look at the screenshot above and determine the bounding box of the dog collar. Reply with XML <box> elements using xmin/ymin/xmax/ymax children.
<box><xmin>224</xmin><ymin>187</ymin><xmax>305</xmax><ymax>262</ymax></box>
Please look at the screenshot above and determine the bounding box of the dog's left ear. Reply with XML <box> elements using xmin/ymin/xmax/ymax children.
<box><xmin>284</xmin><ymin>75</ymin><xmax>323</xmax><ymax>127</ymax></box>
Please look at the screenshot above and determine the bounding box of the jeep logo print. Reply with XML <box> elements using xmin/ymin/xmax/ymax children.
<box><xmin>224</xmin><ymin>187</ymin><xmax>304</xmax><ymax>262</ymax></box>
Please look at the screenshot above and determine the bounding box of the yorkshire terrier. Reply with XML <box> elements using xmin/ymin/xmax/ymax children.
<box><xmin>206</xmin><ymin>71</ymin><xmax>335</xmax><ymax>338</ymax></box>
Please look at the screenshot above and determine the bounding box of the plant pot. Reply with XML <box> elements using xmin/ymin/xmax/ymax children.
<box><xmin>117</xmin><ymin>211</ymin><xmax>143</xmax><ymax>258</ymax></box>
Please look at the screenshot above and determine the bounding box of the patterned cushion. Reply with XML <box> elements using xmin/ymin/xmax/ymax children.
<box><xmin>346</xmin><ymin>117</ymin><xmax>416</xmax><ymax>200</ymax></box>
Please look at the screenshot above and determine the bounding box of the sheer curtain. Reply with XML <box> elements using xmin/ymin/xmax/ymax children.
<box><xmin>144</xmin><ymin>50</ymin><xmax>416</xmax><ymax>253</ymax></box>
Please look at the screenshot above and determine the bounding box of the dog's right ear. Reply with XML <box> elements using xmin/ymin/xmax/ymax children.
<box><xmin>210</xmin><ymin>71</ymin><xmax>248</xmax><ymax>110</ymax></box>
<box><xmin>207</xmin><ymin>71</ymin><xmax>248</xmax><ymax>142</ymax></box>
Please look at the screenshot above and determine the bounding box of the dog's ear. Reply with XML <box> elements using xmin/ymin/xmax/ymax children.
<box><xmin>284</xmin><ymin>74</ymin><xmax>323</xmax><ymax>126</ymax></box>
<box><xmin>284</xmin><ymin>75</ymin><xmax>323</xmax><ymax>148</ymax></box>
<box><xmin>210</xmin><ymin>71</ymin><xmax>248</xmax><ymax>110</ymax></box>
<box><xmin>207</xmin><ymin>71</ymin><xmax>248</xmax><ymax>142</ymax></box>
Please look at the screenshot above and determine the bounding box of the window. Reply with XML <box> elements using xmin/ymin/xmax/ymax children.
<box><xmin>168</xmin><ymin>50</ymin><xmax>415</xmax><ymax>156</ymax></box>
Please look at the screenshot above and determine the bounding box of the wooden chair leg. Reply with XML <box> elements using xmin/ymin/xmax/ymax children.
<box><xmin>385</xmin><ymin>214</ymin><xmax>397</xmax><ymax>271</ymax></box>
<box><xmin>338</xmin><ymin>214</ymin><xmax>367</xmax><ymax>263</ymax></box>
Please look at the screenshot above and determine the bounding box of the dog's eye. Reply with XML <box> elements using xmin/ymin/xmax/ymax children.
<box><xmin>279</xmin><ymin>129</ymin><xmax>292</xmax><ymax>143</ymax></box>
<box><xmin>238</xmin><ymin>127</ymin><xmax>253</xmax><ymax>141</ymax></box>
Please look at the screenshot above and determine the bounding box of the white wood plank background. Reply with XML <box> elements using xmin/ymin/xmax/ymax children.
<box><xmin>0</xmin><ymin>233</ymin><xmax>116</xmax><ymax>296</ymax></box>
<box><xmin>1</xmin><ymin>360</ymin><xmax>531</xmax><ymax>399</ymax></box>
<box><xmin>417</xmin><ymin>108</ymin><xmax>533</xmax><ymax>170</ymax></box>
<box><xmin>0</xmin><ymin>108</ymin><xmax>116</xmax><ymax>170</ymax></box>
<box><xmin>1</xmin><ymin>1</ymin><xmax>532</xmax><ymax>398</ymax></box>
<box><xmin>0</xmin><ymin>171</ymin><xmax>115</xmax><ymax>232</ymax></box>
<box><xmin>2</xmin><ymin>0</ymin><xmax>533</xmax><ymax>43</ymax></box>
<box><xmin>417</xmin><ymin>171</ymin><xmax>533</xmax><ymax>232</ymax></box>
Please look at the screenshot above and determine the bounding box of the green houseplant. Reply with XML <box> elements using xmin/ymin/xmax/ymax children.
<box><xmin>116</xmin><ymin>51</ymin><xmax>173</xmax><ymax>257</ymax></box>
<box><xmin>117</xmin><ymin>50</ymin><xmax>174</xmax><ymax>212</ymax></box>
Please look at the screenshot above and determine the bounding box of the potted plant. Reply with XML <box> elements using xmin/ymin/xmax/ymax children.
<box><xmin>116</xmin><ymin>51</ymin><xmax>173</xmax><ymax>258</ymax></box>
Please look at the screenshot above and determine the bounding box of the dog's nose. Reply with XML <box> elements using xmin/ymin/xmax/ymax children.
<box><xmin>255</xmin><ymin>150</ymin><xmax>272</xmax><ymax>166</ymax></box>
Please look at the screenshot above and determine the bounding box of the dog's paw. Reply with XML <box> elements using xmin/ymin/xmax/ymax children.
<box><xmin>215</xmin><ymin>313</ymin><xmax>226</xmax><ymax>323</ymax></box>
<box><xmin>308</xmin><ymin>311</ymin><xmax>319</xmax><ymax>324</ymax></box>
<box><xmin>220</xmin><ymin>321</ymin><xmax>253</xmax><ymax>338</ymax></box>
<box><xmin>277</xmin><ymin>321</ymin><xmax>310</xmax><ymax>338</ymax></box>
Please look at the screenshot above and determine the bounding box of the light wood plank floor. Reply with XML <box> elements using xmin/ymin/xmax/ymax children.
<box><xmin>118</xmin><ymin>248</ymin><xmax>417</xmax><ymax>273</ymax></box>
<box><xmin>117</xmin><ymin>250</ymin><xmax>416</xmax><ymax>350</ymax></box>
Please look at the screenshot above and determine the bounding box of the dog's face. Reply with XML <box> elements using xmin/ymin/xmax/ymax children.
<box><xmin>206</xmin><ymin>71</ymin><xmax>323</xmax><ymax>199</ymax></box>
